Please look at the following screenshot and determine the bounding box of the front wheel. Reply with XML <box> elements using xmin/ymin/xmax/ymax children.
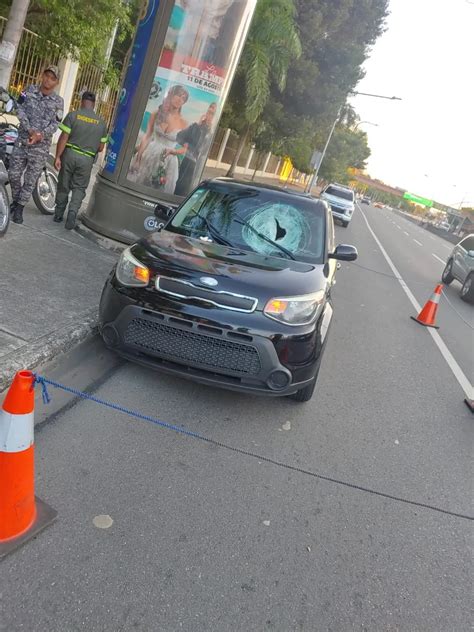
<box><xmin>288</xmin><ymin>367</ymin><xmax>319</xmax><ymax>403</ymax></box>
<box><xmin>0</xmin><ymin>183</ymin><xmax>10</xmax><ymax>237</ymax></box>
<box><xmin>341</xmin><ymin>220</ymin><xmax>349</xmax><ymax>228</ymax></box>
<box><xmin>32</xmin><ymin>166</ymin><xmax>58</xmax><ymax>215</ymax></box>
<box><xmin>460</xmin><ymin>273</ymin><xmax>474</xmax><ymax>304</ymax></box>
<box><xmin>442</xmin><ymin>259</ymin><xmax>454</xmax><ymax>284</ymax></box>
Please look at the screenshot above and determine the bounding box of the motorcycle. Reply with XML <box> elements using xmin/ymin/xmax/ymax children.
<box><xmin>0</xmin><ymin>88</ymin><xmax>59</xmax><ymax>224</ymax></box>
<box><xmin>0</xmin><ymin>90</ymin><xmax>11</xmax><ymax>237</ymax></box>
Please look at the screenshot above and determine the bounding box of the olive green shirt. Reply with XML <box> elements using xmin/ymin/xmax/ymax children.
<box><xmin>59</xmin><ymin>107</ymin><xmax>108</xmax><ymax>157</ymax></box>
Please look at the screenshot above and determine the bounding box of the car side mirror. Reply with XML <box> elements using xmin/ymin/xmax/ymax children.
<box><xmin>468</xmin><ymin>250</ymin><xmax>474</xmax><ymax>258</ymax></box>
<box><xmin>329</xmin><ymin>244</ymin><xmax>358</xmax><ymax>261</ymax></box>
<box><xmin>5</xmin><ymin>99</ymin><xmax>14</xmax><ymax>113</ymax></box>
<box><xmin>154</xmin><ymin>202</ymin><xmax>175</xmax><ymax>220</ymax></box>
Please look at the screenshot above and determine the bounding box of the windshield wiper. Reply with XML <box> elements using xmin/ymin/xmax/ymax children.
<box><xmin>232</xmin><ymin>215</ymin><xmax>296</xmax><ymax>260</ymax></box>
<box><xmin>201</xmin><ymin>217</ymin><xmax>235</xmax><ymax>247</ymax></box>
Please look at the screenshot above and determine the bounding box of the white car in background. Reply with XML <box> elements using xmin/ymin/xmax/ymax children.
<box><xmin>320</xmin><ymin>183</ymin><xmax>355</xmax><ymax>227</ymax></box>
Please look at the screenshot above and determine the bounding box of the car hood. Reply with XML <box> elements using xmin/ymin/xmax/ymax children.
<box><xmin>132</xmin><ymin>229</ymin><xmax>330</xmax><ymax>306</ymax></box>
<box><xmin>321</xmin><ymin>193</ymin><xmax>354</xmax><ymax>209</ymax></box>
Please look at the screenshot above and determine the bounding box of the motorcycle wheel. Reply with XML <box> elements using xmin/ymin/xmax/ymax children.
<box><xmin>0</xmin><ymin>183</ymin><xmax>10</xmax><ymax>237</ymax></box>
<box><xmin>32</xmin><ymin>165</ymin><xmax>58</xmax><ymax>215</ymax></box>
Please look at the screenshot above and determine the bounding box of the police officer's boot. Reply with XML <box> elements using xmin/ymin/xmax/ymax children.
<box><xmin>65</xmin><ymin>210</ymin><xmax>77</xmax><ymax>230</ymax></box>
<box><xmin>11</xmin><ymin>202</ymin><xmax>24</xmax><ymax>224</ymax></box>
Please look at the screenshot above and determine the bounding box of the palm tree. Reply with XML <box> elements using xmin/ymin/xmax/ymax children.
<box><xmin>226</xmin><ymin>0</ymin><xmax>301</xmax><ymax>177</ymax></box>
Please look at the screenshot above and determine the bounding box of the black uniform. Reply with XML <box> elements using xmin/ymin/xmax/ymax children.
<box><xmin>54</xmin><ymin>107</ymin><xmax>108</xmax><ymax>224</ymax></box>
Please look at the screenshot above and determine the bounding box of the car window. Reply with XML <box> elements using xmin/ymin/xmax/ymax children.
<box><xmin>324</xmin><ymin>186</ymin><xmax>354</xmax><ymax>201</ymax></box>
<box><xmin>169</xmin><ymin>183</ymin><xmax>326</xmax><ymax>263</ymax></box>
<box><xmin>460</xmin><ymin>236</ymin><xmax>474</xmax><ymax>251</ymax></box>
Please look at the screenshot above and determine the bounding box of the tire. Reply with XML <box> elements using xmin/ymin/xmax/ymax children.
<box><xmin>0</xmin><ymin>183</ymin><xmax>10</xmax><ymax>237</ymax></box>
<box><xmin>341</xmin><ymin>220</ymin><xmax>349</xmax><ymax>228</ymax></box>
<box><xmin>32</xmin><ymin>166</ymin><xmax>58</xmax><ymax>215</ymax></box>
<box><xmin>288</xmin><ymin>367</ymin><xmax>319</xmax><ymax>403</ymax></box>
<box><xmin>442</xmin><ymin>259</ymin><xmax>454</xmax><ymax>285</ymax></box>
<box><xmin>460</xmin><ymin>273</ymin><xmax>474</xmax><ymax>304</ymax></box>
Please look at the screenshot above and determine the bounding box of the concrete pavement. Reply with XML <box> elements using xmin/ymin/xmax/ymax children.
<box><xmin>1</xmin><ymin>205</ymin><xmax>471</xmax><ymax>631</ymax></box>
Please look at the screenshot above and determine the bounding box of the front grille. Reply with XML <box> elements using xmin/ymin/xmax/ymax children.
<box><xmin>330</xmin><ymin>204</ymin><xmax>348</xmax><ymax>214</ymax></box>
<box><xmin>156</xmin><ymin>277</ymin><xmax>257</xmax><ymax>313</ymax></box>
<box><xmin>124</xmin><ymin>317</ymin><xmax>261</xmax><ymax>376</ymax></box>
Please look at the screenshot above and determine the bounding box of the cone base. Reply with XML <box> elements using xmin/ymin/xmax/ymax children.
<box><xmin>464</xmin><ymin>399</ymin><xmax>474</xmax><ymax>413</ymax></box>
<box><xmin>0</xmin><ymin>497</ymin><xmax>57</xmax><ymax>561</ymax></box>
<box><xmin>410</xmin><ymin>315</ymin><xmax>439</xmax><ymax>329</ymax></box>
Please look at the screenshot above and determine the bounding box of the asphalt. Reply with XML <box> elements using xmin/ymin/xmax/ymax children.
<box><xmin>0</xmin><ymin>204</ymin><xmax>472</xmax><ymax>631</ymax></box>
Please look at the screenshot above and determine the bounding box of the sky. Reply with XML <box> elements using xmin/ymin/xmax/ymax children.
<box><xmin>348</xmin><ymin>0</ymin><xmax>474</xmax><ymax>208</ymax></box>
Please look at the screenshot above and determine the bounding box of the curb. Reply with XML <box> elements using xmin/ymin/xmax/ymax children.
<box><xmin>0</xmin><ymin>309</ymin><xmax>99</xmax><ymax>393</ymax></box>
<box><xmin>75</xmin><ymin>221</ymin><xmax>127</xmax><ymax>254</ymax></box>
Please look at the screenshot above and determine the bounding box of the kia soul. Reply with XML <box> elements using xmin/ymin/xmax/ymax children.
<box><xmin>99</xmin><ymin>179</ymin><xmax>358</xmax><ymax>402</ymax></box>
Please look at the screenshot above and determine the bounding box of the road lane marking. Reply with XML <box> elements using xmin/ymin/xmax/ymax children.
<box><xmin>442</xmin><ymin>244</ymin><xmax>451</xmax><ymax>250</ymax></box>
<box><xmin>396</xmin><ymin>225</ymin><xmax>401</xmax><ymax>229</ymax></box>
<box><xmin>413</xmin><ymin>239</ymin><xmax>423</xmax><ymax>246</ymax></box>
<box><xmin>404</xmin><ymin>231</ymin><xmax>410</xmax><ymax>236</ymax></box>
<box><xmin>357</xmin><ymin>204</ymin><xmax>473</xmax><ymax>400</ymax></box>
<box><xmin>432</xmin><ymin>253</ymin><xmax>445</xmax><ymax>264</ymax></box>
<box><xmin>430</xmin><ymin>236</ymin><xmax>436</xmax><ymax>240</ymax></box>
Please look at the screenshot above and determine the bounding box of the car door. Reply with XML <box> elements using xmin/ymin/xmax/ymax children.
<box><xmin>452</xmin><ymin>236</ymin><xmax>474</xmax><ymax>282</ymax></box>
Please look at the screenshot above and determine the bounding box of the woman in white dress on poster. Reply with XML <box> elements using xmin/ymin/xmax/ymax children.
<box><xmin>132</xmin><ymin>85</ymin><xmax>189</xmax><ymax>193</ymax></box>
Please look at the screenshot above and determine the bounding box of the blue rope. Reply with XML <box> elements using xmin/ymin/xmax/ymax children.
<box><xmin>31</xmin><ymin>374</ymin><xmax>473</xmax><ymax>522</ymax></box>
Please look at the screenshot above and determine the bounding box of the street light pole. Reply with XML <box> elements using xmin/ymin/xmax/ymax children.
<box><xmin>306</xmin><ymin>91</ymin><xmax>401</xmax><ymax>194</ymax></box>
<box><xmin>305</xmin><ymin>105</ymin><xmax>342</xmax><ymax>193</ymax></box>
<box><xmin>353</xmin><ymin>120</ymin><xmax>379</xmax><ymax>130</ymax></box>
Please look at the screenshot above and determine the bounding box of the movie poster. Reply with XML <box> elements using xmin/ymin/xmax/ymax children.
<box><xmin>127</xmin><ymin>0</ymin><xmax>247</xmax><ymax>197</ymax></box>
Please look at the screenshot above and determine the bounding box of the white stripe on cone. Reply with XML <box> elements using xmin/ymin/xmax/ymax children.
<box><xmin>0</xmin><ymin>410</ymin><xmax>34</xmax><ymax>452</ymax></box>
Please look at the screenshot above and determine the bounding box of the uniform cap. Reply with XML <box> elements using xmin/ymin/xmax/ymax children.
<box><xmin>81</xmin><ymin>91</ymin><xmax>96</xmax><ymax>103</ymax></box>
<box><xmin>44</xmin><ymin>65</ymin><xmax>60</xmax><ymax>79</ymax></box>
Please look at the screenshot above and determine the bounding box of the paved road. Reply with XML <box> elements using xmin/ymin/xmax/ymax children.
<box><xmin>1</xmin><ymin>206</ymin><xmax>472</xmax><ymax>631</ymax></box>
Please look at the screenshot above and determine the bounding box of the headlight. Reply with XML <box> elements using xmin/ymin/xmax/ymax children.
<box><xmin>115</xmin><ymin>248</ymin><xmax>150</xmax><ymax>287</ymax></box>
<box><xmin>264</xmin><ymin>291</ymin><xmax>325</xmax><ymax>326</ymax></box>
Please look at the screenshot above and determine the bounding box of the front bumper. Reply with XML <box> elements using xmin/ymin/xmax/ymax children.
<box><xmin>99</xmin><ymin>280</ymin><xmax>330</xmax><ymax>396</ymax></box>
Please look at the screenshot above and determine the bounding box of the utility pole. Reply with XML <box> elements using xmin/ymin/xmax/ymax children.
<box><xmin>305</xmin><ymin>105</ymin><xmax>342</xmax><ymax>193</ymax></box>
<box><xmin>0</xmin><ymin>0</ymin><xmax>30</xmax><ymax>89</ymax></box>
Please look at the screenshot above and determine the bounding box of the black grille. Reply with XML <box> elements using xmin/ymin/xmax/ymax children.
<box><xmin>124</xmin><ymin>318</ymin><xmax>261</xmax><ymax>376</ymax></box>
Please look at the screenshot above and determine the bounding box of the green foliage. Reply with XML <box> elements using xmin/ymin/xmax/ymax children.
<box><xmin>0</xmin><ymin>0</ymin><xmax>138</xmax><ymax>67</ymax></box>
<box><xmin>225</xmin><ymin>0</ymin><xmax>301</xmax><ymax>131</ymax></box>
<box><xmin>318</xmin><ymin>127</ymin><xmax>371</xmax><ymax>183</ymax></box>
<box><xmin>225</xmin><ymin>0</ymin><xmax>388</xmax><ymax>175</ymax></box>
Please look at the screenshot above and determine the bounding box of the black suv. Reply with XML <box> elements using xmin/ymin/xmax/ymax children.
<box><xmin>99</xmin><ymin>179</ymin><xmax>357</xmax><ymax>402</ymax></box>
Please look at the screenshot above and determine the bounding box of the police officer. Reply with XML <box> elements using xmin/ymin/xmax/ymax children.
<box><xmin>53</xmin><ymin>91</ymin><xmax>108</xmax><ymax>229</ymax></box>
<box><xmin>9</xmin><ymin>65</ymin><xmax>64</xmax><ymax>224</ymax></box>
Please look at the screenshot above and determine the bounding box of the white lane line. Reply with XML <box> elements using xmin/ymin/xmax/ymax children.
<box><xmin>413</xmin><ymin>239</ymin><xmax>423</xmax><ymax>246</ymax></box>
<box><xmin>430</xmin><ymin>236</ymin><xmax>436</xmax><ymax>240</ymax></box>
<box><xmin>403</xmin><ymin>231</ymin><xmax>410</xmax><ymax>236</ymax></box>
<box><xmin>432</xmin><ymin>253</ymin><xmax>445</xmax><ymax>264</ymax></box>
<box><xmin>442</xmin><ymin>244</ymin><xmax>451</xmax><ymax>250</ymax></box>
<box><xmin>357</xmin><ymin>204</ymin><xmax>473</xmax><ymax>400</ymax></box>
<box><xmin>396</xmin><ymin>225</ymin><xmax>402</xmax><ymax>230</ymax></box>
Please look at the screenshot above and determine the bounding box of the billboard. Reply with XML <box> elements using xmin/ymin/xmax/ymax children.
<box><xmin>126</xmin><ymin>0</ymin><xmax>248</xmax><ymax>197</ymax></box>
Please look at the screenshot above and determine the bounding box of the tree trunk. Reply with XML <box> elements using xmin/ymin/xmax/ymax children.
<box><xmin>251</xmin><ymin>151</ymin><xmax>263</xmax><ymax>181</ymax></box>
<box><xmin>0</xmin><ymin>0</ymin><xmax>30</xmax><ymax>90</ymax></box>
<box><xmin>226</xmin><ymin>126</ymin><xmax>250</xmax><ymax>177</ymax></box>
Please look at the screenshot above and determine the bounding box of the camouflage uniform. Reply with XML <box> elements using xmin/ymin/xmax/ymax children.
<box><xmin>9</xmin><ymin>85</ymin><xmax>64</xmax><ymax>207</ymax></box>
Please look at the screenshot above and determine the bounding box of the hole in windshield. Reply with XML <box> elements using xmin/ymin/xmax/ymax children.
<box><xmin>168</xmin><ymin>184</ymin><xmax>326</xmax><ymax>263</ymax></box>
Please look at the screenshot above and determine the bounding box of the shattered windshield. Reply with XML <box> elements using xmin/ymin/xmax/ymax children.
<box><xmin>168</xmin><ymin>183</ymin><xmax>326</xmax><ymax>263</ymax></box>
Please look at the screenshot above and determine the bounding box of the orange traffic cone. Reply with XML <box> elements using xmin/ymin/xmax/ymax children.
<box><xmin>410</xmin><ymin>284</ymin><xmax>442</xmax><ymax>329</ymax></box>
<box><xmin>0</xmin><ymin>371</ymin><xmax>56</xmax><ymax>560</ymax></box>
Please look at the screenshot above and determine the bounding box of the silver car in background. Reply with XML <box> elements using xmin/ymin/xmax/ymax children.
<box><xmin>442</xmin><ymin>234</ymin><xmax>474</xmax><ymax>303</ymax></box>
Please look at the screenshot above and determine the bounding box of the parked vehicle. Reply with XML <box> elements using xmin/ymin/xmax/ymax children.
<box><xmin>99</xmin><ymin>179</ymin><xmax>358</xmax><ymax>402</ymax></box>
<box><xmin>374</xmin><ymin>201</ymin><xmax>384</xmax><ymax>208</ymax></box>
<box><xmin>0</xmin><ymin>88</ymin><xmax>12</xmax><ymax>237</ymax></box>
<box><xmin>361</xmin><ymin>196</ymin><xmax>371</xmax><ymax>205</ymax></box>
<box><xmin>437</xmin><ymin>221</ymin><xmax>450</xmax><ymax>232</ymax></box>
<box><xmin>0</xmin><ymin>91</ymin><xmax>59</xmax><ymax>216</ymax></box>
<box><xmin>320</xmin><ymin>183</ymin><xmax>355</xmax><ymax>227</ymax></box>
<box><xmin>441</xmin><ymin>234</ymin><xmax>474</xmax><ymax>303</ymax></box>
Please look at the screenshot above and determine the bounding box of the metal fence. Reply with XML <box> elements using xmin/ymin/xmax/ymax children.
<box><xmin>0</xmin><ymin>16</ymin><xmax>60</xmax><ymax>97</ymax></box>
<box><xmin>70</xmin><ymin>63</ymin><xmax>120</xmax><ymax>130</ymax></box>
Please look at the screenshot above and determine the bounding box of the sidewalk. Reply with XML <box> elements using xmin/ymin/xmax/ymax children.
<box><xmin>0</xmin><ymin>190</ymin><xmax>118</xmax><ymax>391</ymax></box>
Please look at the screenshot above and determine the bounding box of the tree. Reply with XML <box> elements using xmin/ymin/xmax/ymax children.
<box><xmin>0</xmin><ymin>0</ymin><xmax>30</xmax><ymax>88</ymax></box>
<box><xmin>224</xmin><ymin>0</ymin><xmax>301</xmax><ymax>176</ymax></box>
<box><xmin>224</xmin><ymin>0</ymin><xmax>388</xmax><ymax>174</ymax></box>
<box><xmin>318</xmin><ymin>126</ymin><xmax>371</xmax><ymax>183</ymax></box>
<box><xmin>0</xmin><ymin>0</ymin><xmax>137</xmax><ymax>67</ymax></box>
